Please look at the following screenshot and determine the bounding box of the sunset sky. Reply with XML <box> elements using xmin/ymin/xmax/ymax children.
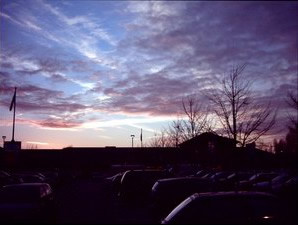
<box><xmin>0</xmin><ymin>0</ymin><xmax>297</xmax><ymax>149</ymax></box>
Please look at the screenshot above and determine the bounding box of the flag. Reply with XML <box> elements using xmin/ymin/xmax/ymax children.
<box><xmin>140</xmin><ymin>128</ymin><xmax>143</xmax><ymax>142</ymax></box>
<box><xmin>9</xmin><ymin>87</ymin><xmax>16</xmax><ymax>111</ymax></box>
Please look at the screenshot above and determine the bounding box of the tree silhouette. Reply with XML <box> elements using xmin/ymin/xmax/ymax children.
<box><xmin>286</xmin><ymin>91</ymin><xmax>298</xmax><ymax>130</ymax></box>
<box><xmin>147</xmin><ymin>129</ymin><xmax>171</xmax><ymax>147</ymax></box>
<box><xmin>149</xmin><ymin>95</ymin><xmax>213</xmax><ymax>147</ymax></box>
<box><xmin>180</xmin><ymin>95</ymin><xmax>210</xmax><ymax>140</ymax></box>
<box><xmin>166</xmin><ymin>119</ymin><xmax>184</xmax><ymax>147</ymax></box>
<box><xmin>206</xmin><ymin>64</ymin><xmax>276</xmax><ymax>147</ymax></box>
<box><xmin>274</xmin><ymin>91</ymin><xmax>298</xmax><ymax>154</ymax></box>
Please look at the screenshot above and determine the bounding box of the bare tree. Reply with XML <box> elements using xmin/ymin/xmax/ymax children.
<box><xmin>207</xmin><ymin>64</ymin><xmax>276</xmax><ymax>147</ymax></box>
<box><xmin>166</xmin><ymin>119</ymin><xmax>184</xmax><ymax>147</ymax></box>
<box><xmin>180</xmin><ymin>95</ymin><xmax>209</xmax><ymax>140</ymax></box>
<box><xmin>164</xmin><ymin>95</ymin><xmax>213</xmax><ymax>147</ymax></box>
<box><xmin>286</xmin><ymin>91</ymin><xmax>298</xmax><ymax>129</ymax></box>
<box><xmin>284</xmin><ymin>91</ymin><xmax>297</xmax><ymax>154</ymax></box>
<box><xmin>146</xmin><ymin>133</ymin><xmax>160</xmax><ymax>147</ymax></box>
<box><xmin>272</xmin><ymin>92</ymin><xmax>297</xmax><ymax>154</ymax></box>
<box><xmin>25</xmin><ymin>144</ymin><xmax>38</xmax><ymax>150</ymax></box>
<box><xmin>147</xmin><ymin>129</ymin><xmax>171</xmax><ymax>147</ymax></box>
<box><xmin>148</xmin><ymin>95</ymin><xmax>213</xmax><ymax>148</ymax></box>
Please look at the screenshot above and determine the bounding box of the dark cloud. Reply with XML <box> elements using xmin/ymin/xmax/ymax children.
<box><xmin>50</xmin><ymin>73</ymin><xmax>68</xmax><ymax>83</ymax></box>
<box><xmin>122</xmin><ymin>1</ymin><xmax>297</xmax><ymax>80</ymax></box>
<box><xmin>102</xmin><ymin>71</ymin><xmax>202</xmax><ymax>115</ymax></box>
<box><xmin>16</xmin><ymin>117</ymin><xmax>83</xmax><ymax>129</ymax></box>
<box><xmin>0</xmin><ymin>47</ymin><xmax>91</xmax><ymax>82</ymax></box>
<box><xmin>36</xmin><ymin>57</ymin><xmax>68</xmax><ymax>73</ymax></box>
<box><xmin>0</xmin><ymin>62</ymin><xmax>13</xmax><ymax>69</ymax></box>
<box><xmin>111</xmin><ymin>1</ymin><xmax>297</xmax><ymax>118</ymax></box>
<box><xmin>37</xmin><ymin>118</ymin><xmax>82</xmax><ymax>128</ymax></box>
<box><xmin>0</xmin><ymin>82</ymin><xmax>88</xmax><ymax>115</ymax></box>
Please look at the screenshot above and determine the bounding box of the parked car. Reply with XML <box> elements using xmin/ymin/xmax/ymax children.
<box><xmin>193</xmin><ymin>169</ymin><xmax>212</xmax><ymax>178</ymax></box>
<box><xmin>152</xmin><ymin>177</ymin><xmax>217</xmax><ymax>219</ymax></box>
<box><xmin>119</xmin><ymin>169</ymin><xmax>172</xmax><ymax>203</ymax></box>
<box><xmin>38</xmin><ymin>171</ymin><xmax>61</xmax><ymax>189</ymax></box>
<box><xmin>213</xmin><ymin>171</ymin><xmax>256</xmax><ymax>191</ymax></box>
<box><xmin>171</xmin><ymin>164</ymin><xmax>202</xmax><ymax>177</ymax></box>
<box><xmin>239</xmin><ymin>173</ymin><xmax>278</xmax><ymax>190</ymax></box>
<box><xmin>12</xmin><ymin>174</ymin><xmax>46</xmax><ymax>183</ymax></box>
<box><xmin>105</xmin><ymin>172</ymin><xmax>125</xmax><ymax>194</ymax></box>
<box><xmin>0</xmin><ymin>183</ymin><xmax>55</xmax><ymax>223</ymax></box>
<box><xmin>226</xmin><ymin>172</ymin><xmax>256</xmax><ymax>184</ymax></box>
<box><xmin>209</xmin><ymin>171</ymin><xmax>234</xmax><ymax>182</ymax></box>
<box><xmin>0</xmin><ymin>170</ymin><xmax>23</xmax><ymax>187</ymax></box>
<box><xmin>162</xmin><ymin>191</ymin><xmax>293</xmax><ymax>224</ymax></box>
<box><xmin>253</xmin><ymin>174</ymin><xmax>291</xmax><ymax>192</ymax></box>
<box><xmin>280</xmin><ymin>176</ymin><xmax>298</xmax><ymax>196</ymax></box>
<box><xmin>277</xmin><ymin>176</ymin><xmax>298</xmax><ymax>218</ymax></box>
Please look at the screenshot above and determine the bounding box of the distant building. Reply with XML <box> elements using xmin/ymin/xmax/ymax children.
<box><xmin>178</xmin><ymin>132</ymin><xmax>237</xmax><ymax>167</ymax></box>
<box><xmin>3</xmin><ymin>141</ymin><xmax>21</xmax><ymax>151</ymax></box>
<box><xmin>179</xmin><ymin>132</ymin><xmax>237</xmax><ymax>153</ymax></box>
<box><xmin>179</xmin><ymin>132</ymin><xmax>275</xmax><ymax>169</ymax></box>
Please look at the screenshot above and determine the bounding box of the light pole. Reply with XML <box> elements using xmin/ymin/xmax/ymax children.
<box><xmin>130</xmin><ymin>135</ymin><xmax>135</xmax><ymax>148</ymax></box>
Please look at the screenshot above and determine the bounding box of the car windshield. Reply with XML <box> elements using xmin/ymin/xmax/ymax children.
<box><xmin>163</xmin><ymin>195</ymin><xmax>193</xmax><ymax>222</ymax></box>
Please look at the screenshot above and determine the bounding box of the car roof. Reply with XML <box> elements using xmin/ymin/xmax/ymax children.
<box><xmin>3</xmin><ymin>183</ymin><xmax>50</xmax><ymax>189</ymax></box>
<box><xmin>190</xmin><ymin>191</ymin><xmax>276</xmax><ymax>200</ymax></box>
<box><xmin>156</xmin><ymin>177</ymin><xmax>211</xmax><ymax>184</ymax></box>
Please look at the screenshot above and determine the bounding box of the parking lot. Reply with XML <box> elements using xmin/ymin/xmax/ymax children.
<box><xmin>54</xmin><ymin>175</ymin><xmax>155</xmax><ymax>224</ymax></box>
<box><xmin>1</xmin><ymin>165</ymin><xmax>297</xmax><ymax>224</ymax></box>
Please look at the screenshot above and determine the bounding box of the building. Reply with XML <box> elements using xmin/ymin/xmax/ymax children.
<box><xmin>178</xmin><ymin>132</ymin><xmax>237</xmax><ymax>167</ymax></box>
<box><xmin>179</xmin><ymin>132</ymin><xmax>237</xmax><ymax>153</ymax></box>
<box><xmin>179</xmin><ymin>132</ymin><xmax>276</xmax><ymax>169</ymax></box>
<box><xmin>3</xmin><ymin>141</ymin><xmax>22</xmax><ymax>151</ymax></box>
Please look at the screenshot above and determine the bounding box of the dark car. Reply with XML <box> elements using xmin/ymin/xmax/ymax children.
<box><xmin>152</xmin><ymin>177</ymin><xmax>217</xmax><ymax>219</ymax></box>
<box><xmin>161</xmin><ymin>191</ymin><xmax>293</xmax><ymax>224</ymax></box>
<box><xmin>226</xmin><ymin>172</ymin><xmax>256</xmax><ymax>184</ymax></box>
<box><xmin>193</xmin><ymin>169</ymin><xmax>212</xmax><ymax>178</ymax></box>
<box><xmin>13</xmin><ymin>174</ymin><xmax>46</xmax><ymax>183</ymax></box>
<box><xmin>105</xmin><ymin>172</ymin><xmax>125</xmax><ymax>194</ymax></box>
<box><xmin>217</xmin><ymin>171</ymin><xmax>257</xmax><ymax>190</ymax></box>
<box><xmin>253</xmin><ymin>174</ymin><xmax>291</xmax><ymax>192</ymax></box>
<box><xmin>0</xmin><ymin>170</ymin><xmax>23</xmax><ymax>187</ymax></box>
<box><xmin>209</xmin><ymin>171</ymin><xmax>234</xmax><ymax>181</ymax></box>
<box><xmin>0</xmin><ymin>183</ymin><xmax>55</xmax><ymax>223</ymax></box>
<box><xmin>239</xmin><ymin>173</ymin><xmax>278</xmax><ymax>190</ymax></box>
<box><xmin>119</xmin><ymin>169</ymin><xmax>172</xmax><ymax>203</ymax></box>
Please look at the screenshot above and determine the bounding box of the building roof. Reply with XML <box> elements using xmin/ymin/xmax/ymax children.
<box><xmin>179</xmin><ymin>132</ymin><xmax>237</xmax><ymax>148</ymax></box>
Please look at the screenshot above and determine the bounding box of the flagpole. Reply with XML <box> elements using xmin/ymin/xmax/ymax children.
<box><xmin>141</xmin><ymin>128</ymin><xmax>143</xmax><ymax>148</ymax></box>
<box><xmin>12</xmin><ymin>87</ymin><xmax>16</xmax><ymax>142</ymax></box>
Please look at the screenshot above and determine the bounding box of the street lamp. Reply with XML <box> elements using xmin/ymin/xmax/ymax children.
<box><xmin>130</xmin><ymin>135</ymin><xmax>135</xmax><ymax>148</ymax></box>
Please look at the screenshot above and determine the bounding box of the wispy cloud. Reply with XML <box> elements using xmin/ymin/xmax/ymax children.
<box><xmin>0</xmin><ymin>12</ymin><xmax>42</xmax><ymax>31</ymax></box>
<box><xmin>81</xmin><ymin>116</ymin><xmax>174</xmax><ymax>130</ymax></box>
<box><xmin>26</xmin><ymin>141</ymin><xmax>49</xmax><ymax>145</ymax></box>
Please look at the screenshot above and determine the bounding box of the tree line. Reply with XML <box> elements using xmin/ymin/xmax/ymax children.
<box><xmin>148</xmin><ymin>64</ymin><xmax>297</xmax><ymax>154</ymax></box>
